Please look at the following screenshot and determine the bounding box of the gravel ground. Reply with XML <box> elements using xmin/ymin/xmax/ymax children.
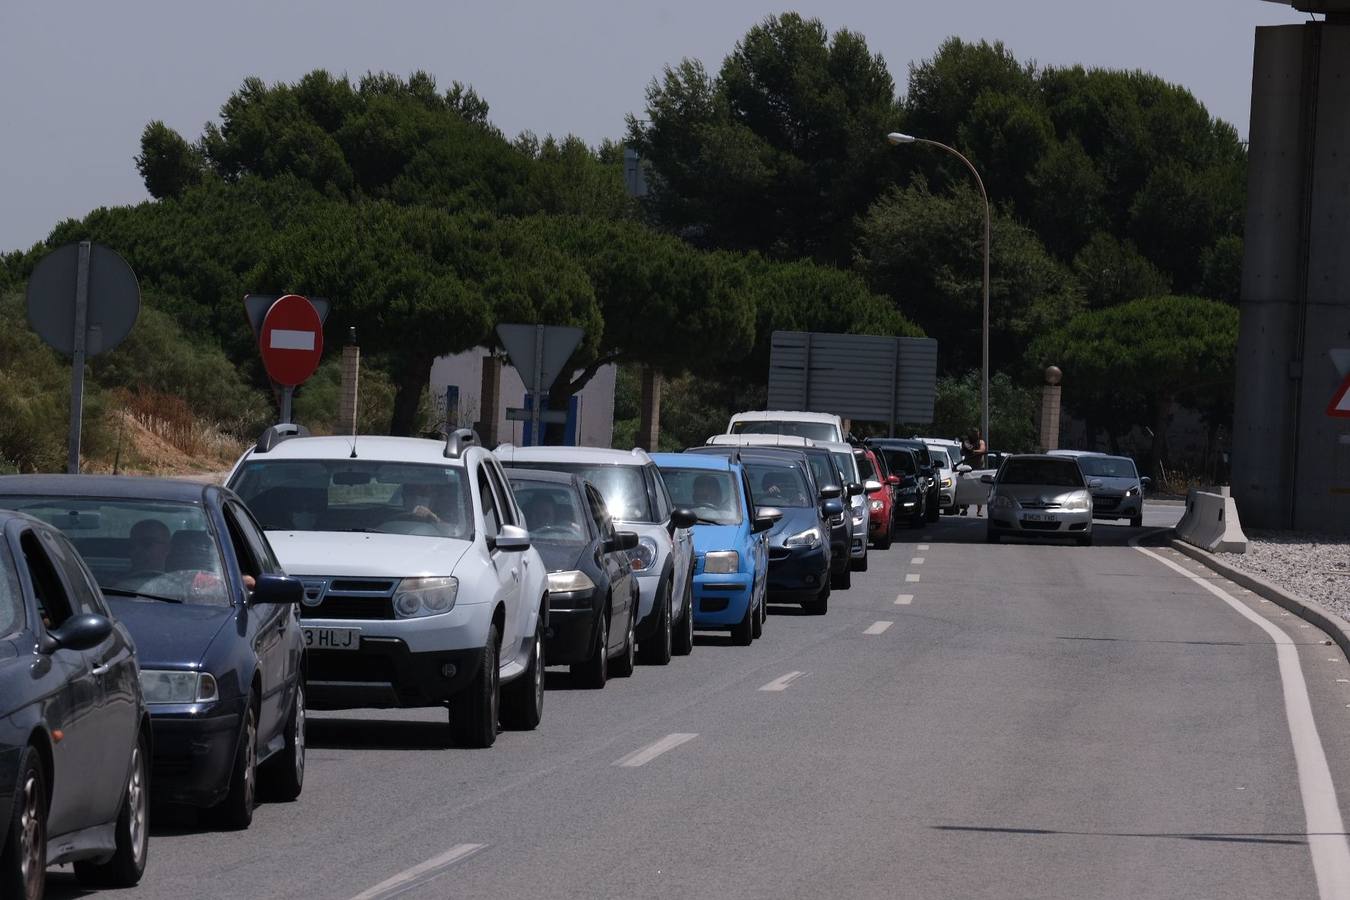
<box><xmin>1226</xmin><ymin>530</ymin><xmax>1350</xmax><ymax>619</ymax></box>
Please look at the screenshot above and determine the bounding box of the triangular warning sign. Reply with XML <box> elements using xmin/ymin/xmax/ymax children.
<box><xmin>1329</xmin><ymin>373</ymin><xmax>1350</xmax><ymax>418</ymax></box>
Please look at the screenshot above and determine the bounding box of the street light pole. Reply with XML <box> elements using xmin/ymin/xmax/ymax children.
<box><xmin>886</xmin><ymin>132</ymin><xmax>991</xmax><ymax>449</ymax></box>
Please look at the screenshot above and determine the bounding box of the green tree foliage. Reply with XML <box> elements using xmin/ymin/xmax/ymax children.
<box><xmin>927</xmin><ymin>370</ymin><xmax>1040</xmax><ymax>452</ymax></box>
<box><xmin>1071</xmin><ymin>232</ymin><xmax>1171</xmax><ymax>309</ymax></box>
<box><xmin>135</xmin><ymin>121</ymin><xmax>206</xmax><ymax>200</ymax></box>
<box><xmin>628</xmin><ymin>13</ymin><xmax>904</xmax><ymax>264</ymax></box>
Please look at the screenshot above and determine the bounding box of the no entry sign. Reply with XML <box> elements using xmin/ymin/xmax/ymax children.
<box><xmin>259</xmin><ymin>294</ymin><xmax>324</xmax><ymax>386</ymax></box>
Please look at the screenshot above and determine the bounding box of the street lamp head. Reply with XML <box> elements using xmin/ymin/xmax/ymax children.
<box><xmin>886</xmin><ymin>132</ymin><xmax>917</xmax><ymax>145</ymax></box>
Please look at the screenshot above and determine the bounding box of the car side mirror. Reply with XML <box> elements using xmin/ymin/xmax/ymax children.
<box><xmin>669</xmin><ymin>508</ymin><xmax>697</xmax><ymax>531</ymax></box>
<box><xmin>752</xmin><ymin>507</ymin><xmax>782</xmax><ymax>533</ymax></box>
<box><xmin>903</xmin><ymin>475</ymin><xmax>918</xmax><ymax>487</ymax></box>
<box><xmin>864</xmin><ymin>479</ymin><xmax>884</xmax><ymax>493</ymax></box>
<box><xmin>250</xmin><ymin>573</ymin><xmax>305</xmax><ymax>604</ymax></box>
<box><xmin>1140</xmin><ymin>476</ymin><xmax>1153</xmax><ymax>488</ymax></box>
<box><xmin>604</xmin><ymin>531</ymin><xmax>640</xmax><ymax>553</ymax></box>
<box><xmin>1088</xmin><ymin>479</ymin><xmax>1104</xmax><ymax>490</ymax></box>
<box><xmin>40</xmin><ymin>613</ymin><xmax>112</xmax><ymax>654</ymax></box>
<box><xmin>821</xmin><ymin>498</ymin><xmax>845</xmax><ymax>518</ymax></box>
<box><xmin>956</xmin><ymin>464</ymin><xmax>972</xmax><ymax>474</ymax></box>
<box><xmin>846</xmin><ymin>482</ymin><xmax>864</xmax><ymax>497</ymax></box>
<box><xmin>886</xmin><ymin>475</ymin><xmax>900</xmax><ymax>486</ymax></box>
<box><xmin>492</xmin><ymin>524</ymin><xmax>531</xmax><ymax>552</ymax></box>
<box><xmin>980</xmin><ymin>474</ymin><xmax>995</xmax><ymax>485</ymax></box>
<box><xmin>818</xmin><ymin>485</ymin><xmax>842</xmax><ymax>500</ymax></box>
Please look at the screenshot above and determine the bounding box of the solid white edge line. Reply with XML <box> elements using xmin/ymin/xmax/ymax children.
<box><xmin>864</xmin><ymin>620</ymin><xmax>894</xmax><ymax>635</ymax></box>
<box><xmin>349</xmin><ymin>843</ymin><xmax>487</xmax><ymax>900</ymax></box>
<box><xmin>613</xmin><ymin>733</ymin><xmax>698</xmax><ymax>767</ymax></box>
<box><xmin>895</xmin><ymin>594</ymin><xmax>914</xmax><ymax>605</ymax></box>
<box><xmin>1132</xmin><ymin>538</ymin><xmax>1350</xmax><ymax>899</ymax></box>
<box><xmin>759</xmin><ymin>671</ymin><xmax>806</xmax><ymax>692</ymax></box>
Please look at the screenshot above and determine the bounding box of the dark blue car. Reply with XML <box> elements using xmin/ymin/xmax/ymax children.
<box><xmin>0</xmin><ymin>477</ymin><xmax>306</xmax><ymax>830</ymax></box>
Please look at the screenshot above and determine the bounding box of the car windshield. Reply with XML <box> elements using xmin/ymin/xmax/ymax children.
<box><xmin>746</xmin><ymin>462</ymin><xmax>812</xmax><ymax>508</ymax></box>
<box><xmin>880</xmin><ymin>449</ymin><xmax>917</xmax><ymax>476</ymax></box>
<box><xmin>999</xmin><ymin>459</ymin><xmax>1087</xmax><ymax>488</ymax></box>
<box><xmin>0</xmin><ymin>542</ymin><xmax>22</xmax><ymax>636</ymax></box>
<box><xmin>1077</xmin><ymin>456</ymin><xmax>1139</xmax><ymax>479</ymax></box>
<box><xmin>509</xmin><ymin>463</ymin><xmax>655</xmax><ymax>523</ymax></box>
<box><xmin>3</xmin><ymin>497</ymin><xmax>230</xmax><ymax>606</ymax></box>
<box><xmin>804</xmin><ymin>452</ymin><xmax>838</xmax><ymax>491</ymax></box>
<box><xmin>855</xmin><ymin>451</ymin><xmax>877</xmax><ymax>481</ymax></box>
<box><xmin>658</xmin><ymin>468</ymin><xmax>741</xmax><ymax>525</ymax></box>
<box><xmin>732</xmin><ymin>420</ymin><xmax>837</xmax><ymax>441</ymax></box>
<box><xmin>230</xmin><ymin>460</ymin><xmax>472</xmax><ymax>539</ymax></box>
<box><xmin>508</xmin><ymin>480</ymin><xmax>589</xmax><ymax>543</ymax></box>
<box><xmin>831</xmin><ymin>451</ymin><xmax>859</xmax><ymax>483</ymax></box>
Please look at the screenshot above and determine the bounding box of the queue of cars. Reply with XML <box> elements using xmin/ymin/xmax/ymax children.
<box><xmin>0</xmin><ymin>406</ymin><xmax>1148</xmax><ymax>899</ymax></box>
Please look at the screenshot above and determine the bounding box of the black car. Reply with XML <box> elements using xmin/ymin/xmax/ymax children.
<box><xmin>506</xmin><ymin>470</ymin><xmax>640</xmax><ymax>689</ymax></box>
<box><xmin>875</xmin><ymin>445</ymin><xmax>928</xmax><ymax>528</ymax></box>
<box><xmin>688</xmin><ymin>447</ymin><xmax>840</xmax><ymax>614</ymax></box>
<box><xmin>868</xmin><ymin>439</ymin><xmax>941</xmax><ymax>524</ymax></box>
<box><xmin>0</xmin><ymin>510</ymin><xmax>149</xmax><ymax>898</ymax></box>
<box><xmin>0</xmin><ymin>477</ymin><xmax>306</xmax><ymax>830</ymax></box>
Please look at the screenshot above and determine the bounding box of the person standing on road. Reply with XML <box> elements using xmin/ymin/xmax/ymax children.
<box><xmin>961</xmin><ymin>428</ymin><xmax>988</xmax><ymax>517</ymax></box>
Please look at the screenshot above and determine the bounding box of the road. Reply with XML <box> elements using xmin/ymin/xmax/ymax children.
<box><xmin>49</xmin><ymin>502</ymin><xmax>1350</xmax><ymax>900</ymax></box>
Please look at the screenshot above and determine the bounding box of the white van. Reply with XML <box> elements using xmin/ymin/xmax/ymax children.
<box><xmin>726</xmin><ymin>411</ymin><xmax>844</xmax><ymax>443</ymax></box>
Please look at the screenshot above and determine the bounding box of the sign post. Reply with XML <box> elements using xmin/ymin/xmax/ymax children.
<box><xmin>496</xmin><ymin>324</ymin><xmax>583</xmax><ymax>446</ymax></box>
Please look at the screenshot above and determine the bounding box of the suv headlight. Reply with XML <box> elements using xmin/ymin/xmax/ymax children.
<box><xmin>1062</xmin><ymin>495</ymin><xmax>1090</xmax><ymax>512</ymax></box>
<box><xmin>990</xmin><ymin>494</ymin><xmax>1017</xmax><ymax>510</ymax></box>
<box><xmin>628</xmin><ymin>536</ymin><xmax>659</xmax><ymax>573</ymax></box>
<box><xmin>393</xmin><ymin>576</ymin><xmax>459</xmax><ymax>618</ymax></box>
<box><xmin>140</xmin><ymin>670</ymin><xmax>217</xmax><ymax>704</ymax></box>
<box><xmin>784</xmin><ymin>527</ymin><xmax>822</xmax><ymax>549</ymax></box>
<box><xmin>547</xmin><ymin>570</ymin><xmax>596</xmax><ymax>593</ymax></box>
<box><xmin>703</xmin><ymin>550</ymin><xmax>739</xmax><ymax>574</ymax></box>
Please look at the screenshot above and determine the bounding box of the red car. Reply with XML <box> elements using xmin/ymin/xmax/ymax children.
<box><xmin>854</xmin><ymin>446</ymin><xmax>895</xmax><ymax>550</ymax></box>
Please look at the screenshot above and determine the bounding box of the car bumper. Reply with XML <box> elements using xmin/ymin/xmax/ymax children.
<box><xmin>938</xmin><ymin>486</ymin><xmax>956</xmax><ymax>508</ymax></box>
<box><xmin>148</xmin><ymin>706</ymin><xmax>242</xmax><ymax>808</ymax></box>
<box><xmin>987</xmin><ymin>508</ymin><xmax>1093</xmax><ymax>536</ymax></box>
<box><xmin>894</xmin><ymin>496</ymin><xmax>922</xmax><ymax>519</ymax></box>
<box><xmin>634</xmin><ymin>572</ymin><xmax>664</xmax><ymax>639</ymax></box>
<box><xmin>305</xmin><ymin>638</ymin><xmax>485</xmax><ymax>709</ymax></box>
<box><xmin>1092</xmin><ymin>496</ymin><xmax>1143</xmax><ymax>519</ymax></box>
<box><xmin>546</xmin><ymin>601</ymin><xmax>599</xmax><ymax>665</ymax></box>
<box><xmin>849</xmin><ymin>520</ymin><xmax>867</xmax><ymax>558</ymax></box>
<box><xmin>766</xmin><ymin>544</ymin><xmax>829</xmax><ymax>599</ymax></box>
<box><xmin>693</xmin><ymin>571</ymin><xmax>754</xmax><ymax>625</ymax></box>
<box><xmin>296</xmin><ymin>598</ymin><xmax>494</xmax><ymax>655</ymax></box>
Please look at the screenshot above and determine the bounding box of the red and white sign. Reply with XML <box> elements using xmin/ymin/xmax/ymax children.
<box><xmin>1329</xmin><ymin>374</ymin><xmax>1350</xmax><ymax>419</ymax></box>
<box><xmin>259</xmin><ymin>294</ymin><xmax>324</xmax><ymax>386</ymax></box>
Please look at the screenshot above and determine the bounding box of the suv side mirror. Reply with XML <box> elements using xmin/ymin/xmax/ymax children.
<box><xmin>604</xmin><ymin>532</ymin><xmax>640</xmax><ymax>553</ymax></box>
<box><xmin>956</xmin><ymin>464</ymin><xmax>972</xmax><ymax>474</ymax></box>
<box><xmin>492</xmin><ymin>524</ymin><xmax>531</xmax><ymax>552</ymax></box>
<box><xmin>670</xmin><ymin>508</ymin><xmax>697</xmax><ymax>531</ymax></box>
<box><xmin>39</xmin><ymin>614</ymin><xmax>112</xmax><ymax>654</ymax></box>
<box><xmin>251</xmin><ymin>574</ymin><xmax>305</xmax><ymax>604</ymax></box>
<box><xmin>817</xmin><ymin>484</ymin><xmax>842</xmax><ymax>500</ymax></box>
<box><xmin>752</xmin><ymin>507</ymin><xmax>782</xmax><ymax>533</ymax></box>
<box><xmin>846</xmin><ymin>482</ymin><xmax>864</xmax><ymax>497</ymax></box>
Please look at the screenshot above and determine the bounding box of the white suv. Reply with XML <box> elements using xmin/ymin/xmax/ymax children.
<box><xmin>726</xmin><ymin>410</ymin><xmax>845</xmax><ymax>443</ymax></box>
<box><xmin>227</xmin><ymin>428</ymin><xmax>548</xmax><ymax>748</ymax></box>
<box><xmin>495</xmin><ymin>445</ymin><xmax>696</xmax><ymax>665</ymax></box>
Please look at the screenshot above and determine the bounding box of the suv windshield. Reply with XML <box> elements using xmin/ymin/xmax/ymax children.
<box><xmin>1077</xmin><ymin>456</ymin><xmax>1139</xmax><ymax>479</ymax></box>
<box><xmin>999</xmin><ymin>459</ymin><xmax>1086</xmax><ymax>488</ymax></box>
<box><xmin>231</xmin><ymin>460</ymin><xmax>473</xmax><ymax>539</ymax></box>
<box><xmin>658</xmin><ymin>468</ymin><xmax>741</xmax><ymax>525</ymax></box>
<box><xmin>745</xmin><ymin>462</ymin><xmax>813</xmax><ymax>508</ymax></box>
<box><xmin>4</xmin><ymin>497</ymin><xmax>230</xmax><ymax>606</ymax></box>
<box><xmin>506</xmin><ymin>463</ymin><xmax>655</xmax><ymax>523</ymax></box>
<box><xmin>508</xmin><ymin>479</ymin><xmax>589</xmax><ymax>543</ymax></box>
<box><xmin>732</xmin><ymin>420</ymin><xmax>838</xmax><ymax>441</ymax></box>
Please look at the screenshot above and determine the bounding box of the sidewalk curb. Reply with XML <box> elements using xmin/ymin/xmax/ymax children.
<box><xmin>1170</xmin><ymin>537</ymin><xmax>1350</xmax><ymax>662</ymax></box>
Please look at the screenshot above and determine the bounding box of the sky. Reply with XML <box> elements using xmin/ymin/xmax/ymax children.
<box><xmin>0</xmin><ymin>0</ymin><xmax>1310</xmax><ymax>254</ymax></box>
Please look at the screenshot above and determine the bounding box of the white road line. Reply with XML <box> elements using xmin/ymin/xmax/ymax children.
<box><xmin>759</xmin><ymin>671</ymin><xmax>807</xmax><ymax>692</ymax></box>
<box><xmin>906</xmin><ymin>573</ymin><xmax>921</xmax><ymax>583</ymax></box>
<box><xmin>917</xmin><ymin>544</ymin><xmax>930</xmax><ymax>550</ymax></box>
<box><xmin>1134</xmin><ymin>542</ymin><xmax>1350</xmax><ymax>899</ymax></box>
<box><xmin>911</xmin><ymin>557</ymin><xmax>926</xmax><ymax>565</ymax></box>
<box><xmin>895</xmin><ymin>594</ymin><xmax>913</xmax><ymax>605</ymax></box>
<box><xmin>613</xmin><ymin>733</ymin><xmax>698</xmax><ymax>767</ymax></box>
<box><xmin>864</xmin><ymin>620</ymin><xmax>894</xmax><ymax>635</ymax></box>
<box><xmin>350</xmin><ymin>843</ymin><xmax>486</xmax><ymax>900</ymax></box>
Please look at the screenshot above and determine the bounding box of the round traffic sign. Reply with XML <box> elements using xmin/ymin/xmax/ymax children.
<box><xmin>26</xmin><ymin>242</ymin><xmax>140</xmax><ymax>357</ymax></box>
<box><xmin>259</xmin><ymin>294</ymin><xmax>324</xmax><ymax>386</ymax></box>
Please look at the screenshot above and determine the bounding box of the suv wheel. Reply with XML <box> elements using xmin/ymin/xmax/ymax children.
<box><xmin>638</xmin><ymin>579</ymin><xmax>673</xmax><ymax>666</ymax></box>
<box><xmin>831</xmin><ymin>565</ymin><xmax>851</xmax><ymax>590</ymax></box>
<box><xmin>1</xmin><ymin>747</ymin><xmax>47</xmax><ymax>900</ymax></box>
<box><xmin>571</xmin><ymin>603</ymin><xmax>608</xmax><ymax>689</ymax></box>
<box><xmin>501</xmin><ymin>613</ymin><xmax>545</xmax><ymax>730</ymax></box>
<box><xmin>673</xmin><ymin>573</ymin><xmax>694</xmax><ymax>657</ymax></box>
<box><xmin>260</xmin><ymin>682</ymin><xmax>305</xmax><ymax>802</ymax></box>
<box><xmin>450</xmin><ymin>625</ymin><xmax>499</xmax><ymax>748</ymax></box>
<box><xmin>75</xmin><ymin>730</ymin><xmax>149</xmax><ymax>886</ymax></box>
<box><xmin>611</xmin><ymin>591</ymin><xmax>638</xmax><ymax>678</ymax></box>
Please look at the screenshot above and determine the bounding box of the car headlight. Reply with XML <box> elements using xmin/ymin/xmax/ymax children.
<box><xmin>629</xmin><ymin>536</ymin><xmax>659</xmax><ymax>572</ymax></box>
<box><xmin>991</xmin><ymin>495</ymin><xmax>1017</xmax><ymax>510</ymax></box>
<box><xmin>1062</xmin><ymin>495</ymin><xmax>1090</xmax><ymax>512</ymax></box>
<box><xmin>140</xmin><ymin>670</ymin><xmax>217</xmax><ymax>704</ymax></box>
<box><xmin>547</xmin><ymin>570</ymin><xmax>595</xmax><ymax>593</ymax></box>
<box><xmin>869</xmin><ymin>499</ymin><xmax>884</xmax><ymax>511</ymax></box>
<box><xmin>703</xmin><ymin>550</ymin><xmax>739</xmax><ymax>574</ymax></box>
<box><xmin>1125</xmin><ymin>486</ymin><xmax>1139</xmax><ymax>497</ymax></box>
<box><xmin>851</xmin><ymin>511</ymin><xmax>865</xmax><ymax>525</ymax></box>
<box><xmin>784</xmin><ymin>527</ymin><xmax>822</xmax><ymax>549</ymax></box>
<box><xmin>941</xmin><ymin>478</ymin><xmax>952</xmax><ymax>488</ymax></box>
<box><xmin>393</xmin><ymin>576</ymin><xmax>459</xmax><ymax>618</ymax></box>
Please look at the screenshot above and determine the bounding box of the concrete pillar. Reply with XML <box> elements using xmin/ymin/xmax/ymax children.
<box><xmin>477</xmin><ymin>355</ymin><xmax>502</xmax><ymax>447</ymax></box>
<box><xmin>1039</xmin><ymin>366</ymin><xmax>1063</xmax><ymax>453</ymax></box>
<box><xmin>337</xmin><ymin>330</ymin><xmax>360</xmax><ymax>436</ymax></box>
<box><xmin>1234</xmin><ymin>21</ymin><xmax>1350</xmax><ymax>533</ymax></box>
<box><xmin>637</xmin><ymin>367</ymin><xmax>661</xmax><ymax>451</ymax></box>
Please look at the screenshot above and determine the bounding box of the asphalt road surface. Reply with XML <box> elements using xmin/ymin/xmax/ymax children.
<box><xmin>49</xmin><ymin>502</ymin><xmax>1350</xmax><ymax>900</ymax></box>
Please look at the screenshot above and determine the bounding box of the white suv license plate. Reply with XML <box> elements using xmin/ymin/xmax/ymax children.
<box><xmin>303</xmin><ymin>626</ymin><xmax>361</xmax><ymax>651</ymax></box>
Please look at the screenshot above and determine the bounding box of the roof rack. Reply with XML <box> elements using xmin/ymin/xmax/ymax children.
<box><xmin>444</xmin><ymin>428</ymin><xmax>480</xmax><ymax>459</ymax></box>
<box><xmin>255</xmin><ymin>423</ymin><xmax>310</xmax><ymax>453</ymax></box>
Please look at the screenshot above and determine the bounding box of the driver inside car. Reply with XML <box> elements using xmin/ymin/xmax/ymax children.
<box><xmin>692</xmin><ymin>475</ymin><xmax>723</xmax><ymax>511</ymax></box>
<box><xmin>121</xmin><ymin>518</ymin><xmax>171</xmax><ymax>586</ymax></box>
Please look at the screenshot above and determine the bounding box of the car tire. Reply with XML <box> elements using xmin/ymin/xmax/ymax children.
<box><xmin>260</xmin><ymin>682</ymin><xmax>306</xmax><ymax>802</ymax></box>
<box><xmin>751</xmin><ymin>592</ymin><xmax>764</xmax><ymax>639</ymax></box>
<box><xmin>572</xmin><ymin>603</ymin><xmax>608</xmax><ymax>689</ymax></box>
<box><xmin>213</xmin><ymin>699</ymin><xmax>259</xmax><ymax>829</ymax></box>
<box><xmin>450</xmin><ymin>625</ymin><xmax>499</xmax><ymax>748</ymax></box>
<box><xmin>672</xmin><ymin>573</ymin><xmax>694</xmax><ymax>657</ymax></box>
<box><xmin>501</xmin><ymin>613</ymin><xmax>545</xmax><ymax>731</ymax></box>
<box><xmin>874</xmin><ymin>531</ymin><xmax>891</xmax><ymax>550</ymax></box>
<box><xmin>1130</xmin><ymin>514</ymin><xmax>1143</xmax><ymax>528</ymax></box>
<box><xmin>611</xmin><ymin>592</ymin><xmax>638</xmax><ymax>678</ymax></box>
<box><xmin>927</xmin><ymin>493</ymin><xmax>940</xmax><ymax>522</ymax></box>
<box><xmin>831</xmin><ymin>565</ymin><xmax>851</xmax><ymax>590</ymax></box>
<box><xmin>1</xmin><ymin>746</ymin><xmax>47</xmax><ymax>900</ymax></box>
<box><xmin>637</xmin><ymin>579</ymin><xmax>673</xmax><ymax>666</ymax></box>
<box><xmin>985</xmin><ymin>528</ymin><xmax>1000</xmax><ymax>544</ymax></box>
<box><xmin>1077</xmin><ymin>534</ymin><xmax>1093</xmax><ymax>547</ymax></box>
<box><xmin>75</xmin><ymin>730</ymin><xmax>150</xmax><ymax>887</ymax></box>
<box><xmin>853</xmin><ymin>549</ymin><xmax>870</xmax><ymax>570</ymax></box>
<box><xmin>730</xmin><ymin>599</ymin><xmax>754</xmax><ymax>646</ymax></box>
<box><xmin>803</xmin><ymin>582</ymin><xmax>830</xmax><ymax>615</ymax></box>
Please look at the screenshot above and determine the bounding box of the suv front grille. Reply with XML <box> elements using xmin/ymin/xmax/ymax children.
<box><xmin>300</xmin><ymin>577</ymin><xmax>398</xmax><ymax>621</ymax></box>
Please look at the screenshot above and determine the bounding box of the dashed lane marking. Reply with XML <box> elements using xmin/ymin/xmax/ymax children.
<box><xmin>895</xmin><ymin>594</ymin><xmax>913</xmax><ymax>605</ymax></box>
<box><xmin>349</xmin><ymin>843</ymin><xmax>487</xmax><ymax>900</ymax></box>
<box><xmin>911</xmin><ymin>557</ymin><xmax>926</xmax><ymax>565</ymax></box>
<box><xmin>759</xmin><ymin>671</ymin><xmax>807</xmax><ymax>692</ymax></box>
<box><xmin>906</xmin><ymin>574</ymin><xmax>921</xmax><ymax>583</ymax></box>
<box><xmin>613</xmin><ymin>733</ymin><xmax>699</xmax><ymax>767</ymax></box>
<box><xmin>864</xmin><ymin>620</ymin><xmax>894</xmax><ymax>635</ymax></box>
<box><xmin>918</xmin><ymin>544</ymin><xmax>930</xmax><ymax>550</ymax></box>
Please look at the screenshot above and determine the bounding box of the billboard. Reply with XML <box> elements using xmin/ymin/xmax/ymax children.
<box><xmin>767</xmin><ymin>331</ymin><xmax>938</xmax><ymax>429</ymax></box>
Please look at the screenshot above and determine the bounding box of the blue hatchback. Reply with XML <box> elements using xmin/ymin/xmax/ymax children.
<box><xmin>650</xmin><ymin>454</ymin><xmax>777</xmax><ymax>645</ymax></box>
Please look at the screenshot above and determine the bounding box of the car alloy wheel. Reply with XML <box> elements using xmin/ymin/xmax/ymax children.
<box><xmin>294</xmin><ymin>685</ymin><xmax>306</xmax><ymax>785</ymax></box>
<box><xmin>19</xmin><ymin>769</ymin><xmax>44</xmax><ymax>899</ymax></box>
<box><xmin>128</xmin><ymin>744</ymin><xmax>148</xmax><ymax>867</ymax></box>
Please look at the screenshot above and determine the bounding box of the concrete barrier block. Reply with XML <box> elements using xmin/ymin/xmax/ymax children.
<box><xmin>1175</xmin><ymin>488</ymin><xmax>1248</xmax><ymax>554</ymax></box>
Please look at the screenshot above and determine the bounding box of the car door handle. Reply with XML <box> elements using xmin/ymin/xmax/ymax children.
<box><xmin>510</xmin><ymin>567</ymin><xmax>520</xmax><ymax>581</ymax></box>
<box><xmin>91</xmin><ymin>663</ymin><xmax>111</xmax><ymax>677</ymax></box>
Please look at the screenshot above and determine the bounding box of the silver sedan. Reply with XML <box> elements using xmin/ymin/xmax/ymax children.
<box><xmin>982</xmin><ymin>455</ymin><xmax>1095</xmax><ymax>546</ymax></box>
